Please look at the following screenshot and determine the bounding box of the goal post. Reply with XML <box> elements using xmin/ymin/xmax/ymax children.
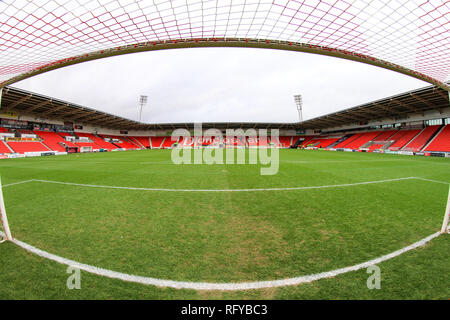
<box><xmin>441</xmin><ymin>186</ymin><xmax>450</xmax><ymax>234</ymax></box>
<box><xmin>0</xmin><ymin>177</ymin><xmax>12</xmax><ymax>242</ymax></box>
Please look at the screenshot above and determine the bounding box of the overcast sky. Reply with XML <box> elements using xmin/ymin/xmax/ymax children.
<box><xmin>13</xmin><ymin>47</ymin><xmax>429</xmax><ymax>124</ymax></box>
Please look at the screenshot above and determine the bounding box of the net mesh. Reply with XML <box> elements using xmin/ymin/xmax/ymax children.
<box><xmin>0</xmin><ymin>0</ymin><xmax>449</xmax><ymax>85</ymax></box>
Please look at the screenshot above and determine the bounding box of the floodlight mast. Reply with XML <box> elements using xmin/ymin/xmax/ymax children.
<box><xmin>138</xmin><ymin>95</ymin><xmax>148</xmax><ymax>123</ymax></box>
<box><xmin>294</xmin><ymin>95</ymin><xmax>303</xmax><ymax>122</ymax></box>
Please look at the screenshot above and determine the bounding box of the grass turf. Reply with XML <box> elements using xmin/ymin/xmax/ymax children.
<box><xmin>0</xmin><ymin>149</ymin><xmax>448</xmax><ymax>299</ymax></box>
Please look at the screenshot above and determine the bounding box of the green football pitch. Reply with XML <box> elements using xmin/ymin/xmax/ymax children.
<box><xmin>0</xmin><ymin>149</ymin><xmax>448</xmax><ymax>299</ymax></box>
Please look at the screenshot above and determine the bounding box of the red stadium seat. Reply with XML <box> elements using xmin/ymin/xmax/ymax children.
<box><xmin>7</xmin><ymin>141</ymin><xmax>50</xmax><ymax>154</ymax></box>
<box><xmin>424</xmin><ymin>125</ymin><xmax>450</xmax><ymax>152</ymax></box>
<box><xmin>403</xmin><ymin>125</ymin><xmax>440</xmax><ymax>151</ymax></box>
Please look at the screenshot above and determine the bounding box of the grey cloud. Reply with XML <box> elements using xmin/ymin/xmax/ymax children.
<box><xmin>14</xmin><ymin>47</ymin><xmax>428</xmax><ymax>124</ymax></box>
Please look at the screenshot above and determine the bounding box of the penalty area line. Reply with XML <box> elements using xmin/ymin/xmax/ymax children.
<box><xmin>29</xmin><ymin>176</ymin><xmax>421</xmax><ymax>192</ymax></box>
<box><xmin>2</xmin><ymin>180</ymin><xmax>35</xmax><ymax>188</ymax></box>
<box><xmin>2</xmin><ymin>177</ymin><xmax>448</xmax><ymax>192</ymax></box>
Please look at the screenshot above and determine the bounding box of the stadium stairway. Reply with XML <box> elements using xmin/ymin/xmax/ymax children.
<box><xmin>280</xmin><ymin>136</ymin><xmax>293</xmax><ymax>148</ymax></box>
<box><xmin>96</xmin><ymin>135</ymin><xmax>137</xmax><ymax>150</ymax></box>
<box><xmin>306</xmin><ymin>136</ymin><xmax>340</xmax><ymax>148</ymax></box>
<box><xmin>346</xmin><ymin>131</ymin><xmax>382</xmax><ymax>149</ymax></box>
<box><xmin>74</xmin><ymin>132</ymin><xmax>114</xmax><ymax>150</ymax></box>
<box><xmin>128</xmin><ymin>137</ymin><xmax>146</xmax><ymax>149</ymax></box>
<box><xmin>373</xmin><ymin>130</ymin><xmax>398</xmax><ymax>141</ymax></box>
<box><xmin>299</xmin><ymin>136</ymin><xmax>315</xmax><ymax>147</ymax></box>
<box><xmin>333</xmin><ymin>133</ymin><xmax>363</xmax><ymax>149</ymax></box>
<box><xmin>150</xmin><ymin>136</ymin><xmax>165</xmax><ymax>148</ymax></box>
<box><xmin>161</xmin><ymin>136</ymin><xmax>178</xmax><ymax>148</ymax></box>
<box><xmin>402</xmin><ymin>125</ymin><xmax>441</xmax><ymax>152</ymax></box>
<box><xmin>387</xmin><ymin>129</ymin><xmax>422</xmax><ymax>151</ymax></box>
<box><xmin>328</xmin><ymin>135</ymin><xmax>352</xmax><ymax>148</ymax></box>
<box><xmin>368</xmin><ymin>143</ymin><xmax>384</xmax><ymax>152</ymax></box>
<box><xmin>34</xmin><ymin>130</ymin><xmax>68</xmax><ymax>152</ymax></box>
<box><xmin>271</xmin><ymin>136</ymin><xmax>293</xmax><ymax>148</ymax></box>
<box><xmin>132</xmin><ymin>136</ymin><xmax>151</xmax><ymax>148</ymax></box>
<box><xmin>74</xmin><ymin>132</ymin><xmax>104</xmax><ymax>150</ymax></box>
<box><xmin>290</xmin><ymin>137</ymin><xmax>304</xmax><ymax>148</ymax></box>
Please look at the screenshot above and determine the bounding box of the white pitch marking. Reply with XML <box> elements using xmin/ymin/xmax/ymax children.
<box><xmin>1</xmin><ymin>176</ymin><xmax>448</xmax><ymax>290</ymax></box>
<box><xmin>2</xmin><ymin>180</ymin><xmax>35</xmax><ymax>188</ymax></box>
<box><xmin>0</xmin><ymin>230</ymin><xmax>442</xmax><ymax>291</ymax></box>
<box><xmin>283</xmin><ymin>159</ymin><xmax>409</xmax><ymax>164</ymax></box>
<box><xmin>30</xmin><ymin>177</ymin><xmax>418</xmax><ymax>192</ymax></box>
<box><xmin>412</xmin><ymin>177</ymin><xmax>450</xmax><ymax>185</ymax></box>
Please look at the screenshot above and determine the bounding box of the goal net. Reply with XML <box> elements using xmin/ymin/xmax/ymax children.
<box><xmin>0</xmin><ymin>178</ymin><xmax>12</xmax><ymax>243</ymax></box>
<box><xmin>0</xmin><ymin>1</ymin><xmax>449</xmax><ymax>91</ymax></box>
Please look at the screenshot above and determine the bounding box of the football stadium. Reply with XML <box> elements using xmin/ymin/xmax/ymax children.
<box><xmin>0</xmin><ymin>0</ymin><xmax>449</xmax><ymax>301</ymax></box>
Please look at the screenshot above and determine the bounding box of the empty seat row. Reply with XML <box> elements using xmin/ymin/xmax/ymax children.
<box><xmin>425</xmin><ymin>125</ymin><xmax>450</xmax><ymax>152</ymax></box>
<box><xmin>7</xmin><ymin>141</ymin><xmax>50</xmax><ymax>154</ymax></box>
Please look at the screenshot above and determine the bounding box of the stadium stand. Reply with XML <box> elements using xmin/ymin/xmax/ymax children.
<box><xmin>57</xmin><ymin>132</ymin><xmax>75</xmax><ymax>140</ymax></box>
<box><xmin>150</xmin><ymin>136</ymin><xmax>165</xmax><ymax>148</ymax></box>
<box><xmin>17</xmin><ymin>129</ymin><xmax>34</xmax><ymax>134</ymax></box>
<box><xmin>224</xmin><ymin>137</ymin><xmax>246</xmax><ymax>147</ymax></box>
<box><xmin>247</xmin><ymin>136</ymin><xmax>259</xmax><ymax>147</ymax></box>
<box><xmin>402</xmin><ymin>125</ymin><xmax>441</xmax><ymax>151</ymax></box>
<box><xmin>128</xmin><ymin>136</ymin><xmax>148</xmax><ymax>148</ymax></box>
<box><xmin>298</xmin><ymin>136</ymin><xmax>315</xmax><ymax>147</ymax></box>
<box><xmin>387</xmin><ymin>129</ymin><xmax>422</xmax><ymax>151</ymax></box>
<box><xmin>100</xmin><ymin>135</ymin><xmax>140</xmax><ymax>150</ymax></box>
<box><xmin>247</xmin><ymin>136</ymin><xmax>270</xmax><ymax>147</ymax></box>
<box><xmin>0</xmin><ymin>141</ymin><xmax>12</xmax><ymax>153</ymax></box>
<box><xmin>54</xmin><ymin>132</ymin><xmax>78</xmax><ymax>147</ymax></box>
<box><xmin>334</xmin><ymin>133</ymin><xmax>362</xmax><ymax>149</ymax></box>
<box><xmin>344</xmin><ymin>131</ymin><xmax>381</xmax><ymax>149</ymax></box>
<box><xmin>161</xmin><ymin>136</ymin><xmax>178</xmax><ymax>148</ymax></box>
<box><xmin>373</xmin><ymin>130</ymin><xmax>398</xmax><ymax>141</ymax></box>
<box><xmin>75</xmin><ymin>141</ymin><xmax>100</xmax><ymax>150</ymax></box>
<box><xmin>271</xmin><ymin>136</ymin><xmax>292</xmax><ymax>148</ymax></box>
<box><xmin>7</xmin><ymin>141</ymin><xmax>50</xmax><ymax>153</ymax></box>
<box><xmin>424</xmin><ymin>125</ymin><xmax>450</xmax><ymax>152</ymax></box>
<box><xmin>76</xmin><ymin>132</ymin><xmax>118</xmax><ymax>150</ymax></box>
<box><xmin>279</xmin><ymin>136</ymin><xmax>293</xmax><ymax>148</ymax></box>
<box><xmin>135</xmin><ymin>136</ymin><xmax>151</xmax><ymax>148</ymax></box>
<box><xmin>73</xmin><ymin>132</ymin><xmax>102</xmax><ymax>149</ymax></box>
<box><xmin>0</xmin><ymin>126</ymin><xmax>448</xmax><ymax>154</ymax></box>
<box><xmin>34</xmin><ymin>130</ymin><xmax>69</xmax><ymax>152</ymax></box>
<box><xmin>320</xmin><ymin>138</ymin><xmax>340</xmax><ymax>148</ymax></box>
<box><xmin>305</xmin><ymin>136</ymin><xmax>340</xmax><ymax>148</ymax></box>
<box><xmin>368</xmin><ymin>144</ymin><xmax>384</xmax><ymax>152</ymax></box>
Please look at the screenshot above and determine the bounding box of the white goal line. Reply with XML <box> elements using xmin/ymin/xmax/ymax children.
<box><xmin>2</xmin><ymin>176</ymin><xmax>448</xmax><ymax>192</ymax></box>
<box><xmin>0</xmin><ymin>229</ymin><xmax>442</xmax><ymax>291</ymax></box>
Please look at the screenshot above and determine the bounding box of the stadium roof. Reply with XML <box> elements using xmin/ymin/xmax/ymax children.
<box><xmin>1</xmin><ymin>83</ymin><xmax>448</xmax><ymax>131</ymax></box>
<box><xmin>299</xmin><ymin>83</ymin><xmax>450</xmax><ymax>129</ymax></box>
<box><xmin>1</xmin><ymin>86</ymin><xmax>144</xmax><ymax>129</ymax></box>
<box><xmin>0</xmin><ymin>1</ymin><xmax>449</xmax><ymax>91</ymax></box>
